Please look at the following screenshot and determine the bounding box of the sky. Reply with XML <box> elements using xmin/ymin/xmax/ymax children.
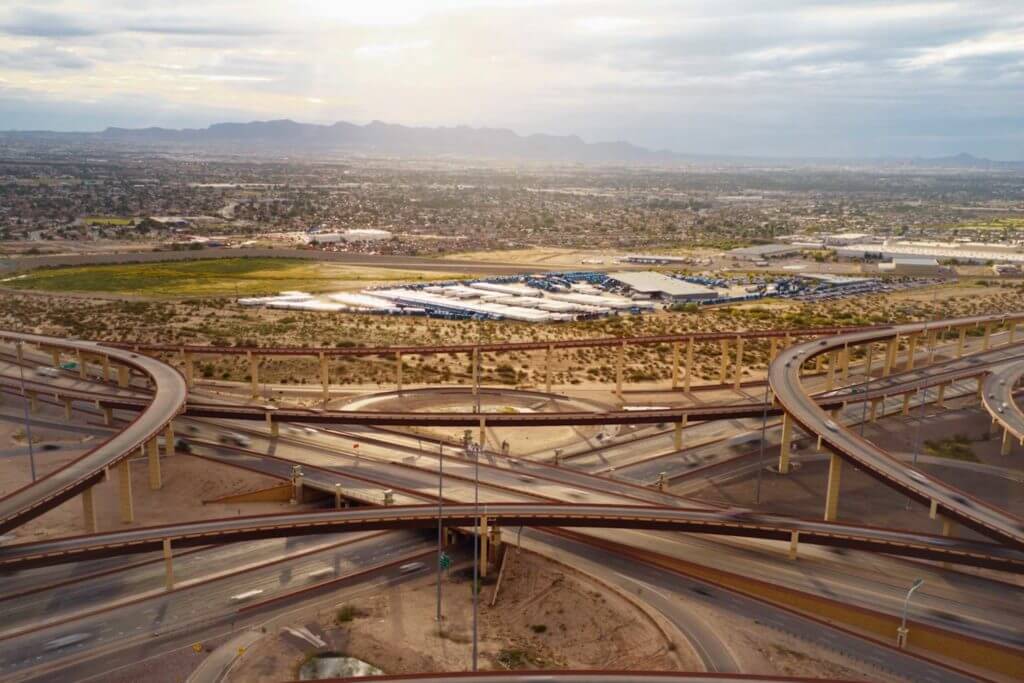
<box><xmin>0</xmin><ymin>0</ymin><xmax>1022</xmax><ymax>159</ymax></box>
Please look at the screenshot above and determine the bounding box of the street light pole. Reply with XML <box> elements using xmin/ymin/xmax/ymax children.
<box><xmin>897</xmin><ymin>578</ymin><xmax>924</xmax><ymax>649</ymax></box>
<box><xmin>436</xmin><ymin>442</ymin><xmax>443</xmax><ymax>622</ymax></box>
<box><xmin>755</xmin><ymin>379</ymin><xmax>769</xmax><ymax>505</ymax></box>
<box><xmin>471</xmin><ymin>442</ymin><xmax>480</xmax><ymax>672</ymax></box>
<box><xmin>907</xmin><ymin>386</ymin><xmax>928</xmax><ymax>510</ymax></box>
<box><xmin>858</xmin><ymin>343</ymin><xmax>875</xmax><ymax>437</ymax></box>
<box><xmin>16</xmin><ymin>342</ymin><xmax>37</xmax><ymax>482</ymax></box>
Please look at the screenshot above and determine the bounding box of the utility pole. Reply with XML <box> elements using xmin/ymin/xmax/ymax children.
<box><xmin>906</xmin><ymin>387</ymin><xmax>928</xmax><ymax>511</ymax></box>
<box><xmin>436</xmin><ymin>442</ymin><xmax>443</xmax><ymax>622</ymax></box>
<box><xmin>471</xmin><ymin>441</ymin><xmax>480</xmax><ymax>672</ymax></box>
<box><xmin>16</xmin><ymin>342</ymin><xmax>37</xmax><ymax>481</ymax></box>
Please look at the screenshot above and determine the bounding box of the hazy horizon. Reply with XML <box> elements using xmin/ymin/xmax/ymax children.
<box><xmin>1</xmin><ymin>1</ymin><xmax>1022</xmax><ymax>160</ymax></box>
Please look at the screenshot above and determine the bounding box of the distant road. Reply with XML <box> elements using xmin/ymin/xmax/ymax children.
<box><xmin>0</xmin><ymin>247</ymin><xmax>563</xmax><ymax>275</ymax></box>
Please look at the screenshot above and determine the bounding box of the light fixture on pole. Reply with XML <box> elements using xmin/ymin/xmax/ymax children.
<box><xmin>896</xmin><ymin>578</ymin><xmax>924</xmax><ymax>649</ymax></box>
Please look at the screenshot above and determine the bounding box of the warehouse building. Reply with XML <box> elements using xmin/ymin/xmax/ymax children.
<box><xmin>877</xmin><ymin>257</ymin><xmax>943</xmax><ymax>276</ymax></box>
<box><xmin>607</xmin><ymin>271</ymin><xmax>717</xmax><ymax>302</ymax></box>
<box><xmin>728</xmin><ymin>244</ymin><xmax>801</xmax><ymax>261</ymax></box>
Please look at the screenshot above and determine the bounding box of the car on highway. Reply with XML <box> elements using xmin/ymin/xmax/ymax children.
<box><xmin>824</xmin><ymin>420</ymin><xmax>840</xmax><ymax>432</ymax></box>
<box><xmin>228</xmin><ymin>589</ymin><xmax>264</xmax><ymax>603</ymax></box>
<box><xmin>174</xmin><ymin>438</ymin><xmax>193</xmax><ymax>454</ymax></box>
<box><xmin>185</xmin><ymin>424</ymin><xmax>200</xmax><ymax>434</ymax></box>
<box><xmin>34</xmin><ymin>367</ymin><xmax>60</xmax><ymax>378</ymax></box>
<box><xmin>41</xmin><ymin>443</ymin><xmax>60</xmax><ymax>451</ymax></box>
<box><xmin>399</xmin><ymin>561</ymin><xmax>425</xmax><ymax>574</ymax></box>
<box><xmin>43</xmin><ymin>633</ymin><xmax>92</xmax><ymax>651</ymax></box>
<box><xmin>219</xmin><ymin>433</ymin><xmax>251</xmax><ymax>447</ymax></box>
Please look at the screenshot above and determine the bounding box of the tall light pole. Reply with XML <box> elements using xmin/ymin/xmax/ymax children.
<box><xmin>906</xmin><ymin>386</ymin><xmax>928</xmax><ymax>510</ymax></box>
<box><xmin>16</xmin><ymin>342</ymin><xmax>37</xmax><ymax>482</ymax></box>
<box><xmin>858</xmin><ymin>343</ymin><xmax>875</xmax><ymax>437</ymax></box>
<box><xmin>471</xmin><ymin>441</ymin><xmax>480</xmax><ymax>672</ymax></box>
<box><xmin>436</xmin><ymin>442</ymin><xmax>443</xmax><ymax>622</ymax></box>
<box><xmin>897</xmin><ymin>578</ymin><xmax>924</xmax><ymax>649</ymax></box>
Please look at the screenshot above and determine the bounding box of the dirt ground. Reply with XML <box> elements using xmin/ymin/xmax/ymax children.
<box><xmin>227</xmin><ymin>550</ymin><xmax>686</xmax><ymax>680</ymax></box>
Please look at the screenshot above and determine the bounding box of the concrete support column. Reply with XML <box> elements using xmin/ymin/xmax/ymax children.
<box><xmin>147</xmin><ymin>438</ymin><xmax>161</xmax><ymax>490</ymax></box>
<box><xmin>824</xmin><ymin>453</ymin><xmax>842</xmax><ymax>522</ymax></box>
<box><xmin>883</xmin><ymin>339</ymin><xmax>897</xmax><ymax>376</ymax></box>
<box><xmin>77</xmin><ymin>349</ymin><xmax>86</xmax><ymax>379</ymax></box>
<box><xmin>479</xmin><ymin>515</ymin><xmax>489</xmax><ymax>578</ymax></box>
<box><xmin>956</xmin><ymin>328</ymin><xmax>966</xmax><ymax>358</ymax></box>
<box><xmin>840</xmin><ymin>345</ymin><xmax>850</xmax><ymax>381</ymax></box>
<box><xmin>118</xmin><ymin>458</ymin><xmax>134</xmax><ymax>524</ymax></box>
<box><xmin>982</xmin><ymin>323</ymin><xmax>992</xmax><ymax>351</ymax></box>
<box><xmin>82</xmin><ymin>486</ymin><xmax>97</xmax><ymax>533</ymax></box>
<box><xmin>778</xmin><ymin>412</ymin><xmax>793</xmax><ymax>474</ymax></box>
<box><xmin>732</xmin><ymin>336</ymin><xmax>744</xmax><ymax>390</ymax></box>
<box><xmin>163</xmin><ymin>539</ymin><xmax>174</xmax><ymax>591</ymax></box>
<box><xmin>615</xmin><ymin>341</ymin><xmax>625</xmax><ymax>396</ymax></box>
<box><xmin>674</xmin><ymin>418</ymin><xmax>685</xmax><ymax>450</ymax></box>
<box><xmin>670</xmin><ymin>342</ymin><xmax>680</xmax><ymax>390</ymax></box>
<box><xmin>684</xmin><ymin>339</ymin><xmax>694</xmax><ymax>392</ymax></box>
<box><xmin>479</xmin><ymin>417</ymin><xmax>487</xmax><ymax>450</ymax></box>
<box><xmin>472</xmin><ymin>347</ymin><xmax>479</xmax><ymax>396</ymax></box>
<box><xmin>117</xmin><ymin>365</ymin><xmax>130</xmax><ymax>388</ymax></box>
<box><xmin>395</xmin><ymin>351</ymin><xmax>403</xmax><ymax>394</ymax></box>
<box><xmin>901</xmin><ymin>393</ymin><xmax>911</xmax><ymax>416</ymax></box>
<box><xmin>102</xmin><ymin>405</ymin><xmax>113</xmax><ymax>426</ymax></box>
<box><xmin>319</xmin><ymin>352</ymin><xmax>329</xmax><ymax>405</ymax></box>
<box><xmin>27</xmin><ymin>390</ymin><xmax>38</xmax><ymax>413</ymax></box>
<box><xmin>101</xmin><ymin>355</ymin><xmax>111</xmax><ymax>383</ymax></box>
<box><xmin>49</xmin><ymin>347</ymin><xmax>60</xmax><ymax>367</ymax></box>
<box><xmin>926</xmin><ymin>330</ymin><xmax>937</xmax><ymax>364</ymax></box>
<box><xmin>941</xmin><ymin>517</ymin><xmax>955</xmax><ymax>538</ymax></box>
<box><xmin>247</xmin><ymin>351</ymin><xmax>259</xmax><ymax>398</ymax></box>
<box><xmin>1003</xmin><ymin>428</ymin><xmax>1013</xmax><ymax>456</ymax></box>
<box><xmin>863</xmin><ymin>343</ymin><xmax>875</xmax><ymax>382</ymax></box>
<box><xmin>905</xmin><ymin>334</ymin><xmax>918</xmax><ymax>371</ymax></box>
<box><xmin>769</xmin><ymin>337</ymin><xmax>779</xmax><ymax>363</ymax></box>
<box><xmin>181</xmin><ymin>350</ymin><xmax>193</xmax><ymax>388</ymax></box>
<box><xmin>164</xmin><ymin>423</ymin><xmax>175</xmax><ymax>456</ymax></box>
<box><xmin>1010</xmin><ymin>322</ymin><xmax>1017</xmax><ymax>344</ymax></box>
<box><xmin>545</xmin><ymin>345</ymin><xmax>553</xmax><ymax>394</ymax></box>
<box><xmin>267</xmin><ymin>413</ymin><xmax>278</xmax><ymax>437</ymax></box>
<box><xmin>815</xmin><ymin>355</ymin><xmax>824</xmax><ymax>373</ymax></box>
<box><xmin>870</xmin><ymin>398</ymin><xmax>881</xmax><ymax>422</ymax></box>
<box><xmin>63</xmin><ymin>397</ymin><xmax>73</xmax><ymax>421</ymax></box>
<box><xmin>718</xmin><ymin>339</ymin><xmax>730</xmax><ymax>384</ymax></box>
<box><xmin>825</xmin><ymin>351</ymin><xmax>837</xmax><ymax>390</ymax></box>
<box><xmin>788</xmin><ymin>530</ymin><xmax>799</xmax><ymax>560</ymax></box>
<box><xmin>935</xmin><ymin>383</ymin><xmax>946</xmax><ymax>409</ymax></box>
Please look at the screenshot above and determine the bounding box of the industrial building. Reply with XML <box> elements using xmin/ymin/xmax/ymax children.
<box><xmin>607</xmin><ymin>271</ymin><xmax>717</xmax><ymax>302</ymax></box>
<box><xmin>877</xmin><ymin>257</ymin><xmax>943</xmax><ymax>276</ymax></box>
<box><xmin>307</xmin><ymin>229</ymin><xmax>392</xmax><ymax>244</ymax></box>
<box><xmin>620</xmin><ymin>254</ymin><xmax>692</xmax><ymax>265</ymax></box>
<box><xmin>728</xmin><ymin>244</ymin><xmax>801</xmax><ymax>261</ymax></box>
<box><xmin>837</xmin><ymin>241</ymin><xmax>1024</xmax><ymax>265</ymax></box>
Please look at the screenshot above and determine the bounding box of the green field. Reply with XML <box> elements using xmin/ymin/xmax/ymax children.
<box><xmin>83</xmin><ymin>216</ymin><xmax>135</xmax><ymax>226</ymax></box>
<box><xmin>8</xmin><ymin>258</ymin><xmax>462</xmax><ymax>297</ymax></box>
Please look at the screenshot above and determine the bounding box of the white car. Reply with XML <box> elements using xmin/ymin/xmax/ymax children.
<box><xmin>399</xmin><ymin>562</ymin><xmax>425</xmax><ymax>574</ymax></box>
<box><xmin>43</xmin><ymin>633</ymin><xmax>92</xmax><ymax>651</ymax></box>
<box><xmin>824</xmin><ymin>420</ymin><xmax>840</xmax><ymax>432</ymax></box>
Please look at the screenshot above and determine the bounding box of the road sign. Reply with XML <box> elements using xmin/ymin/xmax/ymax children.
<box><xmin>439</xmin><ymin>552</ymin><xmax>452</xmax><ymax>570</ymax></box>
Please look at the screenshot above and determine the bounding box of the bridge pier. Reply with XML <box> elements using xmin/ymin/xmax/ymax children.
<box><xmin>982</xmin><ymin>322</ymin><xmax>993</xmax><ymax>351</ymax></box>
<box><xmin>117</xmin><ymin>365</ymin><xmax>130</xmax><ymax>388</ymax></box>
<box><xmin>769</xmin><ymin>337</ymin><xmax>779</xmax><ymax>364</ymax></box>
<box><xmin>935</xmin><ymin>383</ymin><xmax>946</xmax><ymax>409</ymax></box>
<box><xmin>905</xmin><ymin>334</ymin><xmax>918</xmax><ymax>371</ymax></box>
<box><xmin>27</xmin><ymin>390</ymin><xmax>38</xmax><ymax>413</ymax></box>
<box><xmin>81</xmin><ymin>486</ymin><xmax>97</xmax><ymax>533</ymax></box>
<box><xmin>825</xmin><ymin>350</ymin><xmax>837</xmax><ymax>390</ymax></box>
<box><xmin>63</xmin><ymin>397</ymin><xmax>73</xmax><ymax>421</ymax></box>
<box><xmin>778</xmin><ymin>412</ymin><xmax>793</xmax><ymax>474</ymax></box>
<box><xmin>163</xmin><ymin>539</ymin><xmax>174</xmax><ymax>590</ymax></box>
<box><xmin>732</xmin><ymin>336</ymin><xmax>744</xmax><ymax>390</ymax></box>
<box><xmin>901</xmin><ymin>392</ymin><xmax>911</xmax><ymax>416</ymax></box>
<box><xmin>395</xmin><ymin>351</ymin><xmax>403</xmax><ymax>394</ymax></box>
<box><xmin>49</xmin><ymin>347</ymin><xmax>60</xmax><ymax>367</ymax></box>
<box><xmin>247</xmin><ymin>351</ymin><xmax>259</xmax><ymax>398</ymax></box>
<box><xmin>788</xmin><ymin>530</ymin><xmax>799</xmax><ymax>560</ymax></box>
<box><xmin>684</xmin><ymin>338</ymin><xmax>694</xmax><ymax>392</ymax></box>
<box><xmin>824</xmin><ymin>453</ymin><xmax>842</xmax><ymax>522</ymax></box>
<box><xmin>319</xmin><ymin>352</ymin><xmax>329</xmax><ymax>405</ymax></box>
<box><xmin>267</xmin><ymin>413</ymin><xmax>279</xmax><ymax>437</ymax></box>
<box><xmin>815</xmin><ymin>355</ymin><xmax>824</xmax><ymax>373</ymax></box>
<box><xmin>180</xmin><ymin>350</ymin><xmax>194</xmax><ymax>388</ymax></box>
<box><xmin>147</xmin><ymin>438</ymin><xmax>161</xmax><ymax>490</ymax></box>
<box><xmin>479</xmin><ymin>417</ymin><xmax>487</xmax><ymax>450</ymax></box>
<box><xmin>76</xmin><ymin>349</ymin><xmax>86</xmax><ymax>379</ymax></box>
<box><xmin>1002</xmin><ymin>428</ymin><xmax>1013</xmax><ymax>456</ymax></box>
<box><xmin>840</xmin><ymin>344</ymin><xmax>850</xmax><ymax>381</ymax></box>
<box><xmin>165</xmin><ymin>423</ymin><xmax>175</xmax><ymax>456</ymax></box>
<box><xmin>926</xmin><ymin>330</ymin><xmax>938</xmax><ymax>364</ymax></box>
<box><xmin>941</xmin><ymin>517</ymin><xmax>955</xmax><ymax>538</ymax></box>
<box><xmin>670</xmin><ymin>342</ymin><xmax>679</xmax><ymax>390</ymax></box>
<box><xmin>546</xmin><ymin>344</ymin><xmax>554</xmax><ymax>393</ymax></box>
<box><xmin>118</xmin><ymin>458</ymin><xmax>134</xmax><ymax>524</ymax></box>
<box><xmin>718</xmin><ymin>339</ymin><xmax>729</xmax><ymax>384</ymax></box>
<box><xmin>674</xmin><ymin>416</ymin><xmax>686</xmax><ymax>450</ymax></box>
<box><xmin>616</xmin><ymin>341</ymin><xmax>626</xmax><ymax>396</ymax></box>
<box><xmin>956</xmin><ymin>327</ymin><xmax>966</xmax><ymax>357</ymax></box>
<box><xmin>883</xmin><ymin>338</ymin><xmax>897</xmax><ymax>376</ymax></box>
<box><xmin>102</xmin><ymin>405</ymin><xmax>113</xmax><ymax>426</ymax></box>
<box><xmin>869</xmin><ymin>397</ymin><xmax>881</xmax><ymax>422</ymax></box>
<box><xmin>479</xmin><ymin>514</ymin><xmax>489</xmax><ymax>578</ymax></box>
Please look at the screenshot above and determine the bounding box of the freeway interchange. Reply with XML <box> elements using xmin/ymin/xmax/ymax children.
<box><xmin>0</xmin><ymin>315</ymin><xmax>1022</xmax><ymax>682</ymax></box>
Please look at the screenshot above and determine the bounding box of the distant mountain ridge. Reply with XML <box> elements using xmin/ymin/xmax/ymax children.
<box><xmin>95</xmin><ymin>118</ymin><xmax>676</xmax><ymax>163</ymax></box>
<box><xmin>1</xmin><ymin>119</ymin><xmax>1022</xmax><ymax>167</ymax></box>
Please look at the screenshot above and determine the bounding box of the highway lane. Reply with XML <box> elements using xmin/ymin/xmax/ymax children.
<box><xmin>770</xmin><ymin>314</ymin><xmax>1024</xmax><ymax>548</ymax></box>
<box><xmin>3</xmin><ymin>503</ymin><xmax>1021</xmax><ymax>572</ymax></box>
<box><xmin>521</xmin><ymin>530</ymin><xmax>985</xmax><ymax>683</ymax></box>
<box><xmin>0</xmin><ymin>331</ymin><xmax>187</xmax><ymax>533</ymax></box>
<box><xmin>982</xmin><ymin>358</ymin><xmax>1024</xmax><ymax>444</ymax></box>
<box><xmin>0</xmin><ymin>533</ymin><xmax>382</xmax><ymax>638</ymax></box>
<box><xmin>0</xmin><ymin>530</ymin><xmax>433</xmax><ymax>682</ymax></box>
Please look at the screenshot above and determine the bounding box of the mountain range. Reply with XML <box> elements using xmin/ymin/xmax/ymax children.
<box><xmin>2</xmin><ymin>119</ymin><xmax>1022</xmax><ymax>168</ymax></box>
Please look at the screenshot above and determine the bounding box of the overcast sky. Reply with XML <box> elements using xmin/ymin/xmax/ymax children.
<box><xmin>1</xmin><ymin>0</ymin><xmax>1022</xmax><ymax>158</ymax></box>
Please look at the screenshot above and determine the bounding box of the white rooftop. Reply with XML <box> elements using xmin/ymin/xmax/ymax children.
<box><xmin>608</xmin><ymin>271</ymin><xmax>716</xmax><ymax>297</ymax></box>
